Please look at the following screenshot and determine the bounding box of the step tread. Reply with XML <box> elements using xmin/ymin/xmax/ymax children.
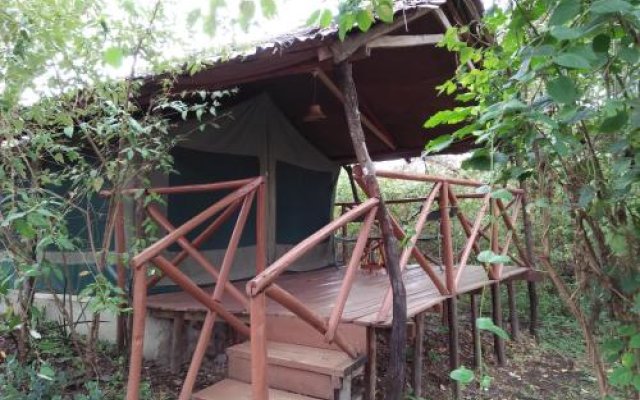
<box><xmin>227</xmin><ymin>341</ymin><xmax>361</xmax><ymax>377</ymax></box>
<box><xmin>193</xmin><ymin>379</ymin><xmax>319</xmax><ymax>400</ymax></box>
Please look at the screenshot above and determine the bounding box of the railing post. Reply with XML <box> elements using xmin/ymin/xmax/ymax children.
<box><xmin>251</xmin><ymin>292</ymin><xmax>269</xmax><ymax>400</ymax></box>
<box><xmin>125</xmin><ymin>262</ymin><xmax>147</xmax><ymax>400</ymax></box>
<box><xmin>440</xmin><ymin>182</ymin><xmax>455</xmax><ymax>293</ymax></box>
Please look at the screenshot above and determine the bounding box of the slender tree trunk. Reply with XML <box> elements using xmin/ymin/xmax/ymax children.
<box><xmin>339</xmin><ymin>62</ymin><xmax>407</xmax><ymax>399</ymax></box>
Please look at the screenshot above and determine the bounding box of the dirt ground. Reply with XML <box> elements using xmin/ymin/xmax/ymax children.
<box><xmin>376</xmin><ymin>312</ymin><xmax>600</xmax><ymax>400</ymax></box>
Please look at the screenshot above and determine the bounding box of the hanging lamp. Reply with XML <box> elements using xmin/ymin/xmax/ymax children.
<box><xmin>303</xmin><ymin>71</ymin><xmax>327</xmax><ymax>122</ymax></box>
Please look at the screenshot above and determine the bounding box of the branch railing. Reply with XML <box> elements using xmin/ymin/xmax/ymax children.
<box><xmin>347</xmin><ymin>167</ymin><xmax>532</xmax><ymax>321</ymax></box>
<box><xmin>105</xmin><ymin>177</ymin><xmax>266</xmax><ymax>400</ymax></box>
<box><xmin>246</xmin><ymin>197</ymin><xmax>379</xmax><ymax>400</ymax></box>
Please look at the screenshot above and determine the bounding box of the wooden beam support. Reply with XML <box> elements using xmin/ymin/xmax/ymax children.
<box><xmin>447</xmin><ymin>296</ymin><xmax>461</xmax><ymax>400</ymax></box>
<box><xmin>413</xmin><ymin>313</ymin><xmax>426</xmax><ymax>398</ymax></box>
<box><xmin>491</xmin><ymin>283</ymin><xmax>506</xmax><ymax>366</ymax></box>
<box><xmin>470</xmin><ymin>294</ymin><xmax>482</xmax><ymax>369</ymax></box>
<box><xmin>365</xmin><ymin>327</ymin><xmax>378</xmax><ymax>400</ymax></box>
<box><xmin>366</xmin><ymin>34</ymin><xmax>444</xmax><ymax>49</ymax></box>
<box><xmin>330</xmin><ymin>8</ymin><xmax>437</xmax><ymax>63</ymax></box>
<box><xmin>315</xmin><ymin>70</ymin><xmax>397</xmax><ymax>150</ymax></box>
<box><xmin>506</xmin><ymin>281</ymin><xmax>520</xmax><ymax>341</ymax></box>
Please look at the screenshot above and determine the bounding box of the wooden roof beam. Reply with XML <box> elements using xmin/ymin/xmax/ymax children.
<box><xmin>366</xmin><ymin>34</ymin><xmax>444</xmax><ymax>49</ymax></box>
<box><xmin>315</xmin><ymin>69</ymin><xmax>397</xmax><ymax>151</ymax></box>
<box><xmin>330</xmin><ymin>4</ymin><xmax>443</xmax><ymax>63</ymax></box>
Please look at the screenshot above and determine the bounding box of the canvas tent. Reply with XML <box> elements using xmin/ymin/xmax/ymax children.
<box><xmin>155</xmin><ymin>93</ymin><xmax>339</xmax><ymax>285</ymax></box>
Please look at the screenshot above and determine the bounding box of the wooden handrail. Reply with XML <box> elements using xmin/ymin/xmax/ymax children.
<box><xmin>325</xmin><ymin>206</ymin><xmax>378</xmax><ymax>342</ymax></box>
<box><xmin>146</xmin><ymin>199</ymin><xmax>243</xmax><ymax>289</ymax></box>
<box><xmin>334</xmin><ymin>192</ymin><xmax>486</xmax><ymax>207</ymax></box>
<box><xmin>376</xmin><ymin>182</ymin><xmax>442</xmax><ymax>321</ymax></box>
<box><xmin>247</xmin><ymin>197</ymin><xmax>380</xmax><ymax>296</ymax></box>
<box><xmin>146</xmin><ymin>204</ymin><xmax>250</xmax><ymax>308</ymax></box>
<box><xmin>376</xmin><ymin>169</ymin><xmax>524</xmax><ymax>194</ymax></box>
<box><xmin>132</xmin><ymin>177</ymin><xmax>262</xmax><ymax>269</ymax></box>
<box><xmin>454</xmin><ymin>194</ymin><xmax>491</xmax><ymax>288</ymax></box>
<box><xmin>101</xmin><ymin>178</ymin><xmax>256</xmax><ymax>197</ymax></box>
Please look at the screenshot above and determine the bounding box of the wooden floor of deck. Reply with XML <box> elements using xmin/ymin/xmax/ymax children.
<box><xmin>146</xmin><ymin>264</ymin><xmax>528</xmax><ymax>326</ymax></box>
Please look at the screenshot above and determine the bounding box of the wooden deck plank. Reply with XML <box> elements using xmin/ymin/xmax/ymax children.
<box><xmin>146</xmin><ymin>264</ymin><xmax>529</xmax><ymax>327</ymax></box>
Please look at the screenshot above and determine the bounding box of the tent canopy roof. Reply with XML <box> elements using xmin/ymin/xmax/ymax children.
<box><xmin>139</xmin><ymin>0</ymin><xmax>483</xmax><ymax>163</ymax></box>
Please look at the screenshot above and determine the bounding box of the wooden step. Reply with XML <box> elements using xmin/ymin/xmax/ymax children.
<box><xmin>263</xmin><ymin>315</ymin><xmax>367</xmax><ymax>354</ymax></box>
<box><xmin>228</xmin><ymin>341</ymin><xmax>363</xmax><ymax>377</ymax></box>
<box><xmin>193</xmin><ymin>379</ymin><xmax>319</xmax><ymax>400</ymax></box>
<box><xmin>227</xmin><ymin>341</ymin><xmax>365</xmax><ymax>399</ymax></box>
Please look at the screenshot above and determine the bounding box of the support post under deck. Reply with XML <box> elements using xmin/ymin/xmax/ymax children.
<box><xmin>447</xmin><ymin>297</ymin><xmax>460</xmax><ymax>400</ymax></box>
<box><xmin>470</xmin><ymin>293</ymin><xmax>482</xmax><ymax>369</ymax></box>
<box><xmin>506</xmin><ymin>281</ymin><xmax>520</xmax><ymax>340</ymax></box>
<box><xmin>412</xmin><ymin>312</ymin><xmax>425</xmax><ymax>398</ymax></box>
<box><xmin>365</xmin><ymin>327</ymin><xmax>378</xmax><ymax>400</ymax></box>
<box><xmin>491</xmin><ymin>283</ymin><xmax>506</xmax><ymax>366</ymax></box>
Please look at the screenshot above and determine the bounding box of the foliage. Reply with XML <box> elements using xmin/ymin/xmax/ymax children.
<box><xmin>308</xmin><ymin>0</ymin><xmax>395</xmax><ymax>39</ymax></box>
<box><xmin>426</xmin><ymin>0</ymin><xmax>640</xmax><ymax>396</ymax></box>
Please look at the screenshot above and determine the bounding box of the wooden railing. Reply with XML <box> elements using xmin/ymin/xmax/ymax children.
<box><xmin>106</xmin><ymin>177</ymin><xmax>267</xmax><ymax>400</ymax></box>
<box><xmin>348</xmin><ymin>167</ymin><xmax>532</xmax><ymax>321</ymax></box>
<box><xmin>245</xmin><ymin>197</ymin><xmax>379</xmax><ymax>400</ymax></box>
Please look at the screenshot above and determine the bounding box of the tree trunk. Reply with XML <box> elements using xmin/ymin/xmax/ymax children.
<box><xmin>338</xmin><ymin>62</ymin><xmax>407</xmax><ymax>399</ymax></box>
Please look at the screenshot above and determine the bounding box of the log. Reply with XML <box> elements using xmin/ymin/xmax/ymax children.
<box><xmin>115</xmin><ymin>203</ymin><xmax>127</xmax><ymax>351</ymax></box>
<box><xmin>506</xmin><ymin>281</ymin><xmax>520</xmax><ymax>340</ymax></box>
<box><xmin>470</xmin><ymin>294</ymin><xmax>482</xmax><ymax>369</ymax></box>
<box><xmin>520</xmin><ymin>187</ymin><xmax>539</xmax><ymax>337</ymax></box>
<box><xmin>377</xmin><ymin>169</ymin><xmax>524</xmax><ymax>193</ymax></box>
<box><xmin>339</xmin><ymin>61</ymin><xmax>406</xmax><ymax>400</ymax></box>
<box><xmin>364</xmin><ymin>327</ymin><xmax>378</xmax><ymax>400</ymax></box>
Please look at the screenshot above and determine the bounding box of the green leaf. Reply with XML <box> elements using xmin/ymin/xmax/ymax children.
<box><xmin>630</xmin><ymin>334</ymin><xmax>640</xmax><ymax>349</ymax></box>
<box><xmin>599</xmin><ymin>110</ymin><xmax>628</xmax><ymax>133</ymax></box>
<box><xmin>477</xmin><ymin>250</ymin><xmax>511</xmax><ymax>265</ymax></box>
<box><xmin>239</xmin><ymin>0</ymin><xmax>256</xmax><ymax>31</ymax></box>
<box><xmin>578</xmin><ymin>185</ymin><xmax>596</xmax><ymax>208</ymax></box>
<box><xmin>547</xmin><ymin>76</ymin><xmax>579</xmax><ymax>104</ymax></box>
<box><xmin>376</xmin><ymin>1</ymin><xmax>394</xmax><ymax>23</ymax></box>
<box><xmin>306</xmin><ymin>10</ymin><xmax>321</xmax><ymax>26</ymax></box>
<box><xmin>356</xmin><ymin>9</ymin><xmax>374</xmax><ymax>32</ymax></box>
<box><xmin>609</xmin><ymin>366</ymin><xmax>633</xmax><ymax>387</ymax></box>
<box><xmin>549</xmin><ymin>0</ymin><xmax>581</xmax><ymax>26</ymax></box>
<box><xmin>37</xmin><ymin>364</ymin><xmax>55</xmax><ymax>381</ymax></box>
<box><xmin>424</xmin><ymin>134</ymin><xmax>453</xmax><ymax>154</ymax></box>
<box><xmin>618</xmin><ymin>46</ymin><xmax>640</xmax><ymax>63</ymax></box>
<box><xmin>592</xmin><ymin>34</ymin><xmax>611</xmax><ymax>53</ymax></box>
<box><xmin>550</xmin><ymin>26</ymin><xmax>584</xmax><ymax>40</ymax></box>
<box><xmin>476</xmin><ymin>317</ymin><xmax>510</xmax><ymax>340</ymax></box>
<box><xmin>338</xmin><ymin>13</ymin><xmax>356</xmax><ymax>41</ymax></box>
<box><xmin>103</xmin><ymin>47</ymin><xmax>124</xmax><ymax>67</ymax></box>
<box><xmin>319</xmin><ymin>9</ymin><xmax>333</xmax><ymax>28</ymax></box>
<box><xmin>621</xmin><ymin>352</ymin><xmax>636</xmax><ymax>368</ymax></box>
<box><xmin>491</xmin><ymin>188</ymin><xmax>513</xmax><ymax>202</ymax></box>
<box><xmin>590</xmin><ymin>0</ymin><xmax>633</xmax><ymax>14</ymax></box>
<box><xmin>450</xmin><ymin>366</ymin><xmax>474</xmax><ymax>384</ymax></box>
<box><xmin>63</xmin><ymin>126</ymin><xmax>74</xmax><ymax>138</ymax></box>
<box><xmin>554</xmin><ymin>52</ymin><xmax>591</xmax><ymax>69</ymax></box>
<box><xmin>261</xmin><ymin>0</ymin><xmax>276</xmax><ymax>18</ymax></box>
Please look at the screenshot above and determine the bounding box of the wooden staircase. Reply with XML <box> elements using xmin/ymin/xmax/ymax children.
<box><xmin>193</xmin><ymin>317</ymin><xmax>367</xmax><ymax>400</ymax></box>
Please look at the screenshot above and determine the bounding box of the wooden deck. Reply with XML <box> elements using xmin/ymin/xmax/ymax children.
<box><xmin>147</xmin><ymin>264</ymin><xmax>528</xmax><ymax>326</ymax></box>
